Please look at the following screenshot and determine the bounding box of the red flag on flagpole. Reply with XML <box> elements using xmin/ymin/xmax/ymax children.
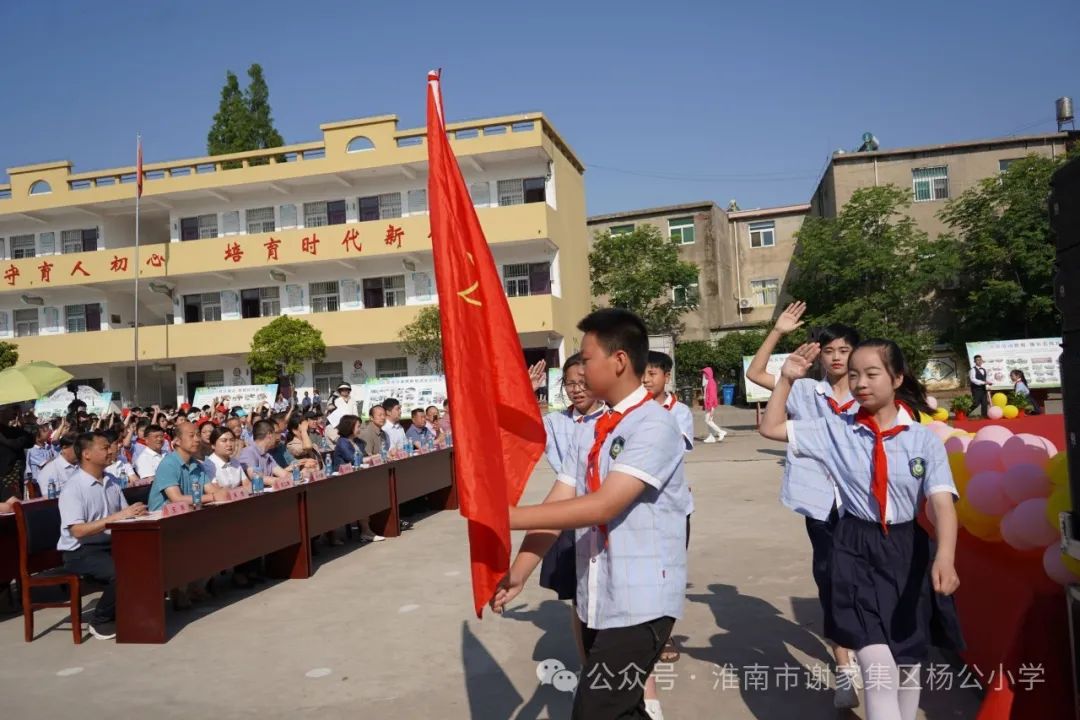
<box><xmin>426</xmin><ymin>70</ymin><xmax>546</xmax><ymax>618</ymax></box>
<box><xmin>136</xmin><ymin>136</ymin><xmax>144</xmax><ymax>198</ymax></box>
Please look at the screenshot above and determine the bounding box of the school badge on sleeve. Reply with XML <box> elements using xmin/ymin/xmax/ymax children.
<box><xmin>909</xmin><ymin>457</ymin><xmax>926</xmax><ymax>479</ymax></box>
<box><xmin>610</xmin><ymin>437</ymin><xmax>626</xmax><ymax>460</ymax></box>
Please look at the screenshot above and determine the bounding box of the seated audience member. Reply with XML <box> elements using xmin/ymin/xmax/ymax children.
<box><xmin>425</xmin><ymin>406</ymin><xmax>444</xmax><ymax>439</ymax></box>
<box><xmin>25</xmin><ymin>423</ymin><xmax>57</xmax><ymax>489</ymax></box>
<box><xmin>405</xmin><ymin>409</ymin><xmax>436</xmax><ymax>446</ymax></box>
<box><xmin>332</xmin><ymin>416</ymin><xmax>370</xmax><ymax>469</ymax></box>
<box><xmin>285</xmin><ymin>414</ymin><xmax>320</xmax><ymax>461</ymax></box>
<box><xmin>236</xmin><ymin>420</ymin><xmax>294</xmax><ymax>487</ymax></box>
<box><xmin>103</xmin><ymin>430</ymin><xmax>138</xmax><ymax>486</ymax></box>
<box><xmin>58</xmin><ymin>431</ymin><xmax>148</xmax><ymax>639</ymax></box>
<box><xmin>358</xmin><ymin>405</ymin><xmax>390</xmax><ymax>456</ymax></box>
<box><xmin>382</xmin><ymin>399</ymin><xmax>407</xmax><ymax>450</ymax></box>
<box><xmin>148</xmin><ymin>422</ymin><xmax>226</xmax><ymax>512</ymax></box>
<box><xmin>196</xmin><ymin>419</ymin><xmax>216</xmax><ymax>460</ymax></box>
<box><xmin>203</xmin><ymin>427</ymin><xmax>250</xmax><ymax>493</ymax></box>
<box><xmin>36</xmin><ymin>433</ymin><xmax>80</xmax><ymax>497</ymax></box>
<box><xmin>133</xmin><ymin>424</ymin><xmax>167</xmax><ymax>483</ymax></box>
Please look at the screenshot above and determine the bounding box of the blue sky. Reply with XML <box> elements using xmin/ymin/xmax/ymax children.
<box><xmin>1</xmin><ymin>0</ymin><xmax>1077</xmax><ymax>215</ymax></box>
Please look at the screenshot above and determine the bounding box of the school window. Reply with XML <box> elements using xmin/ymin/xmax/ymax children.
<box><xmin>64</xmin><ymin>303</ymin><xmax>102</xmax><ymax>333</ymax></box>
<box><xmin>497</xmin><ymin>177</ymin><xmax>546</xmax><ymax>206</ymax></box>
<box><xmin>668</xmin><ymin>217</ymin><xmax>695</xmax><ymax>245</ymax></box>
<box><xmin>279</xmin><ymin>204</ymin><xmax>298</xmax><ymax>228</ymax></box>
<box><xmin>309</xmin><ymin>281</ymin><xmax>340</xmax><ymax>313</ymax></box>
<box><xmin>180</xmin><ymin>214</ymin><xmax>218</xmax><ymax>241</ymax></box>
<box><xmin>362</xmin><ymin>275</ymin><xmax>406</xmax><ymax>308</ymax></box>
<box><xmin>183</xmin><ymin>292</ymin><xmax>222</xmax><ymax>323</ymax></box>
<box><xmin>469</xmin><ymin>182</ymin><xmax>491</xmax><ymax>206</ymax></box>
<box><xmin>672</xmin><ymin>283</ymin><xmax>699</xmax><ymax>307</ymax></box>
<box><xmin>240</xmin><ymin>287</ymin><xmax>280</xmax><ymax>319</ymax></box>
<box><xmin>375</xmin><ymin>357</ymin><xmax>409</xmax><ymax>378</ymax></box>
<box><xmin>407</xmin><ymin>189</ymin><xmax>427</xmax><ymax>214</ymax></box>
<box><xmin>185</xmin><ymin>370</ymin><xmax>225</xmax><ymax>399</ymax></box>
<box><xmin>14</xmin><ymin>309</ymin><xmax>38</xmax><ymax>337</ymax></box>
<box><xmin>609</xmin><ymin>224</ymin><xmax>634</xmax><ymax>236</ymax></box>
<box><xmin>999</xmin><ymin>158</ymin><xmax>1022</xmax><ymax>173</ymax></box>
<box><xmin>61</xmin><ymin>228</ymin><xmax>99</xmax><ymax>253</ymax></box>
<box><xmin>751</xmin><ymin>278</ymin><xmax>780</xmax><ymax>306</ymax></box>
<box><xmin>303</xmin><ymin>200</ymin><xmax>346</xmax><ymax>227</ymax></box>
<box><xmin>749</xmin><ymin>221</ymin><xmax>776</xmax><ymax>248</ymax></box>
<box><xmin>359</xmin><ymin>193</ymin><xmax>402</xmax><ymax>221</ymax></box>
<box><xmin>312</xmin><ymin>362</ymin><xmax>344</xmax><ymax>396</ymax></box>
<box><xmin>912</xmin><ymin>166</ymin><xmax>949</xmax><ymax>202</ymax></box>
<box><xmin>245</xmin><ymin>207</ymin><xmax>276</xmax><ymax>234</ymax></box>
<box><xmin>10</xmin><ymin>234</ymin><xmax>35</xmax><ymax>259</ymax></box>
<box><xmin>502</xmin><ymin>262</ymin><xmax>551</xmax><ymax>297</ymax></box>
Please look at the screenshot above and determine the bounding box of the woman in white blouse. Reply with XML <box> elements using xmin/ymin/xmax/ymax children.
<box><xmin>203</xmin><ymin>426</ymin><xmax>256</xmax><ymax>587</ymax></box>
<box><xmin>203</xmin><ymin>426</ymin><xmax>250</xmax><ymax>492</ymax></box>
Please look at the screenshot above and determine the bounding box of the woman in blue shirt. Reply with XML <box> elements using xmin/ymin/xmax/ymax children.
<box><xmin>332</xmin><ymin>415</ymin><xmax>368</xmax><ymax>470</ymax></box>
<box><xmin>761</xmin><ymin>339</ymin><xmax>963</xmax><ymax>720</ymax></box>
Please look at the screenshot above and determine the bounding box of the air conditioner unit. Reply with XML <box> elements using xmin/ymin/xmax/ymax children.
<box><xmin>738</xmin><ymin>298</ymin><xmax>753</xmax><ymax>309</ymax></box>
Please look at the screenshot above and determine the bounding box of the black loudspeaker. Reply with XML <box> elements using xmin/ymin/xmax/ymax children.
<box><xmin>1051</xmin><ymin>159</ymin><xmax>1080</xmax><ymax>540</ymax></box>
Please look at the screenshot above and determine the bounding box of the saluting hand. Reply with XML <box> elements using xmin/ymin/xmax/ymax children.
<box><xmin>527</xmin><ymin>360</ymin><xmax>547</xmax><ymax>392</ymax></box>
<box><xmin>780</xmin><ymin>343</ymin><xmax>820</xmax><ymax>382</ymax></box>
<box><xmin>773</xmin><ymin>301</ymin><xmax>807</xmax><ymax>335</ymax></box>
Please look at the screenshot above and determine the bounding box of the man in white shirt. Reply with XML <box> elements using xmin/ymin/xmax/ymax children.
<box><xmin>969</xmin><ymin>354</ymin><xmax>991</xmax><ymax>418</ymax></box>
<box><xmin>382</xmin><ymin>398</ymin><xmax>407</xmax><ymax>450</ymax></box>
<box><xmin>134</xmin><ymin>424</ymin><xmax>167</xmax><ymax>482</ymax></box>
<box><xmin>36</xmin><ymin>433</ymin><xmax>79</xmax><ymax>497</ymax></box>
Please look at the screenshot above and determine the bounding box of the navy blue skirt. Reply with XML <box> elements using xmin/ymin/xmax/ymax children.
<box><xmin>827</xmin><ymin>516</ymin><xmax>965</xmax><ymax>664</ymax></box>
<box><xmin>538</xmin><ymin>530</ymin><xmax>576</xmax><ymax>601</ymax></box>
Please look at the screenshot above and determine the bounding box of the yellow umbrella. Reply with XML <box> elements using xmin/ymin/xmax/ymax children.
<box><xmin>0</xmin><ymin>361</ymin><xmax>73</xmax><ymax>405</ymax></box>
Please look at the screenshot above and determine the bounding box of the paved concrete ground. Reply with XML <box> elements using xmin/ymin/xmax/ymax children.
<box><xmin>0</xmin><ymin>407</ymin><xmax>981</xmax><ymax>719</ymax></box>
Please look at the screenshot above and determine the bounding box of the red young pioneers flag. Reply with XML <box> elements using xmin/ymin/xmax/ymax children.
<box><xmin>426</xmin><ymin>70</ymin><xmax>546</xmax><ymax>618</ymax></box>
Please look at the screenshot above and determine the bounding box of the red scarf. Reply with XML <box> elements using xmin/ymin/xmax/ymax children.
<box><xmin>661</xmin><ymin>393</ymin><xmax>677</xmax><ymax>411</ymax></box>
<box><xmin>826</xmin><ymin>396</ymin><xmax>855</xmax><ymax>415</ymax></box>
<box><xmin>854</xmin><ymin>403</ymin><xmax>911</xmax><ymax>534</ymax></box>
<box><xmin>586</xmin><ymin>393</ymin><xmax>652</xmax><ymax>543</ymax></box>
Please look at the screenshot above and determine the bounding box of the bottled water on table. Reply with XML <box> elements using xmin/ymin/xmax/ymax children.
<box><xmin>47</xmin><ymin>480</ymin><xmax>57</xmax><ymax>500</ymax></box>
<box><xmin>252</xmin><ymin>473</ymin><xmax>265</xmax><ymax>494</ymax></box>
<box><xmin>192</xmin><ymin>478</ymin><xmax>203</xmax><ymax>509</ymax></box>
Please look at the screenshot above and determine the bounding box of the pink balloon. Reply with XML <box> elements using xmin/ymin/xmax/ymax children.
<box><xmin>1002</xmin><ymin>434</ymin><xmax>1052</xmax><ymax>469</ymax></box>
<box><xmin>987</xmin><ymin>406</ymin><xmax>1005</xmax><ymax>420</ymax></box>
<box><xmin>966</xmin><ymin>470</ymin><xmax>1013</xmax><ymax>516</ymax></box>
<box><xmin>1002</xmin><ymin>463</ymin><xmax>1053</xmax><ymax>504</ymax></box>
<box><xmin>1043</xmin><ymin>544</ymin><xmax>1080</xmax><ymax>585</ymax></box>
<box><xmin>965</xmin><ymin>440</ymin><xmax>1004</xmax><ymax>475</ymax></box>
<box><xmin>1001</xmin><ymin>509</ymin><xmax>1040</xmax><ymax>550</ymax></box>
<box><xmin>1010</xmin><ymin>498</ymin><xmax>1060</xmax><ymax>547</ymax></box>
<box><xmin>927</xmin><ymin>396</ymin><xmax>939</xmax><ymax>410</ymax></box>
<box><xmin>1039</xmin><ymin>436</ymin><xmax>1059</xmax><ymax>458</ymax></box>
<box><xmin>973</xmin><ymin>425</ymin><xmax>1014</xmax><ymax>445</ymax></box>
<box><xmin>944</xmin><ymin>435</ymin><xmax>972</xmax><ymax>454</ymax></box>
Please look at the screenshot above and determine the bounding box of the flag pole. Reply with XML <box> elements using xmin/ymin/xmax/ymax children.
<box><xmin>133</xmin><ymin>133</ymin><xmax>141</xmax><ymax>407</ymax></box>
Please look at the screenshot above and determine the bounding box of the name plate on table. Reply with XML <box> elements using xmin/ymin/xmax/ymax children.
<box><xmin>163</xmin><ymin>502</ymin><xmax>193</xmax><ymax>517</ymax></box>
<box><xmin>339</xmin><ymin>463</ymin><xmax>354</xmax><ymax>473</ymax></box>
<box><xmin>226</xmin><ymin>487</ymin><xmax>251</xmax><ymax>502</ymax></box>
<box><xmin>369</xmin><ymin>455</ymin><xmax>384</xmax><ymax>466</ymax></box>
<box><xmin>274</xmin><ymin>477</ymin><xmax>295</xmax><ymax>490</ymax></box>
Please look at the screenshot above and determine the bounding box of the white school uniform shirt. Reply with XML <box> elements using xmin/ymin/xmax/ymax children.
<box><xmin>204</xmin><ymin>453</ymin><xmax>246</xmax><ymax>489</ymax></box>
<box><xmin>660</xmin><ymin>393</ymin><xmax>695</xmax><ymax>451</ymax></box>
<box><xmin>106</xmin><ymin>459</ymin><xmax>135</xmax><ymax>483</ymax></box>
<box><xmin>786</xmin><ymin>406</ymin><xmax>957</xmax><ymax>525</ymax></box>
<box><xmin>558</xmin><ymin>385</ymin><xmax>691</xmax><ymax>630</ymax></box>
<box><xmin>781</xmin><ymin>379</ymin><xmax>857</xmax><ymax>521</ymax></box>
<box><xmin>542</xmin><ymin>406</ymin><xmax>604</xmax><ymax>475</ymax></box>
<box><xmin>134</xmin><ymin>446</ymin><xmax>163</xmax><ymax>479</ymax></box>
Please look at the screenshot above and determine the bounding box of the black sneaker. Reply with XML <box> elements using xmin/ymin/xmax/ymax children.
<box><xmin>89</xmin><ymin>620</ymin><xmax>117</xmax><ymax>640</ymax></box>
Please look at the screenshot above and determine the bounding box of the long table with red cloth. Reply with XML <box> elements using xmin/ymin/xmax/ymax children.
<box><xmin>945</xmin><ymin>415</ymin><xmax>1074</xmax><ymax>718</ymax></box>
<box><xmin>2</xmin><ymin>450</ymin><xmax>455</xmax><ymax>644</ymax></box>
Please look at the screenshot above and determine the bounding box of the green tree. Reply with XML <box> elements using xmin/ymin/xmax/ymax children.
<box><xmin>938</xmin><ymin>154</ymin><xmax>1063</xmax><ymax>344</ymax></box>
<box><xmin>206</xmin><ymin>64</ymin><xmax>284</xmax><ymax>160</ymax></box>
<box><xmin>0</xmin><ymin>341</ymin><xmax>18</xmax><ymax>371</ymax></box>
<box><xmin>787</xmin><ymin>185</ymin><xmax>956</xmax><ymax>373</ymax></box>
<box><xmin>247</xmin><ymin>316</ymin><xmax>327</xmax><ymax>383</ymax></box>
<box><xmin>588</xmin><ymin>225</ymin><xmax>701</xmax><ymax>334</ymax></box>
<box><xmin>398</xmin><ymin>306</ymin><xmax>443</xmax><ymax>373</ymax></box>
<box><xmin>207</xmin><ymin>71</ymin><xmax>251</xmax><ymax>157</ymax></box>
